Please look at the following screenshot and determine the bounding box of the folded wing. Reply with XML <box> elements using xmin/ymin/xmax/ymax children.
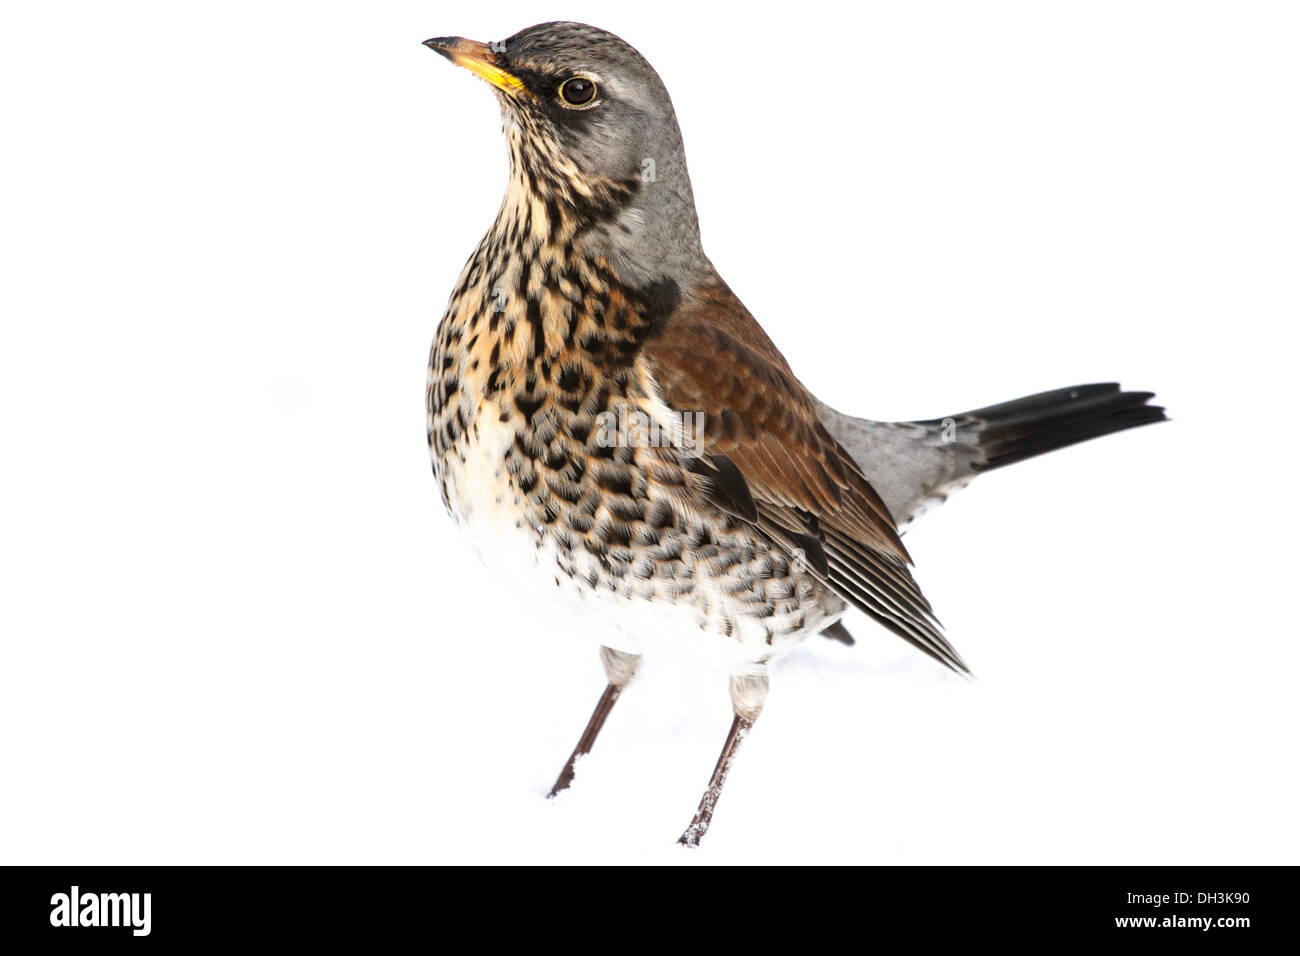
<box><xmin>641</xmin><ymin>278</ymin><xmax>968</xmax><ymax>674</ymax></box>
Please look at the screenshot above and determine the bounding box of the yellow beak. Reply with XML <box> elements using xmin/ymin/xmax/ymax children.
<box><xmin>424</xmin><ymin>36</ymin><xmax>525</xmax><ymax>93</ymax></box>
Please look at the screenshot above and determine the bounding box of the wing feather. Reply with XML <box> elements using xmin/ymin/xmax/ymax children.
<box><xmin>641</xmin><ymin>278</ymin><xmax>968</xmax><ymax>673</ymax></box>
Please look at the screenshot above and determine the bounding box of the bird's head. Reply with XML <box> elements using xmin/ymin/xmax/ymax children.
<box><xmin>426</xmin><ymin>22</ymin><xmax>705</xmax><ymax>285</ymax></box>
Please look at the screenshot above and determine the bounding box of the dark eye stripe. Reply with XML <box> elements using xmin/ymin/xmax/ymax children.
<box><xmin>559</xmin><ymin>77</ymin><xmax>596</xmax><ymax>106</ymax></box>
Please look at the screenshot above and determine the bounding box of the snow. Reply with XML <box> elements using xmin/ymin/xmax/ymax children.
<box><xmin>2</xmin><ymin>1</ymin><xmax>1298</xmax><ymax>864</ymax></box>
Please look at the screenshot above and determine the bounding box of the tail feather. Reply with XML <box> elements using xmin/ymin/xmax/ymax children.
<box><xmin>957</xmin><ymin>383</ymin><xmax>1167</xmax><ymax>472</ymax></box>
<box><xmin>814</xmin><ymin>382</ymin><xmax>1165</xmax><ymax>649</ymax></box>
<box><xmin>814</xmin><ymin>382</ymin><xmax>1167</xmax><ymax>531</ymax></box>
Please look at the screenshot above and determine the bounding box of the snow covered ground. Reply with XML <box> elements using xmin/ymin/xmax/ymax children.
<box><xmin>3</xmin><ymin>2</ymin><xmax>1297</xmax><ymax>864</ymax></box>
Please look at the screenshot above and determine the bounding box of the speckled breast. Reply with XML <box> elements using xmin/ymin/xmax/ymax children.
<box><xmin>426</xmin><ymin>231</ymin><xmax>837</xmax><ymax>665</ymax></box>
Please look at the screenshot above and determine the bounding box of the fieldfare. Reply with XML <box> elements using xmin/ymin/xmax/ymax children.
<box><xmin>423</xmin><ymin>22</ymin><xmax>1165</xmax><ymax>846</ymax></box>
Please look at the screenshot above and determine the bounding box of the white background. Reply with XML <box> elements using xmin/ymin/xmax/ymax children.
<box><xmin>2</xmin><ymin>2</ymin><xmax>1297</xmax><ymax>864</ymax></box>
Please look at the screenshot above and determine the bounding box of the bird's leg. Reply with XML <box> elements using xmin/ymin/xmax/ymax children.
<box><xmin>548</xmin><ymin>646</ymin><xmax>640</xmax><ymax>797</ymax></box>
<box><xmin>678</xmin><ymin>670</ymin><xmax>769</xmax><ymax>847</ymax></box>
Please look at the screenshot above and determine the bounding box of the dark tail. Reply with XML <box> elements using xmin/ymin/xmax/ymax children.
<box><xmin>960</xmin><ymin>383</ymin><xmax>1167</xmax><ymax>472</ymax></box>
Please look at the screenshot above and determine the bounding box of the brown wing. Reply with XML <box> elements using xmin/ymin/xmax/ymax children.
<box><xmin>642</xmin><ymin>277</ymin><xmax>968</xmax><ymax>674</ymax></box>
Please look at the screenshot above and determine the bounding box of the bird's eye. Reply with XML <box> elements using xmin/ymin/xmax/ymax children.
<box><xmin>558</xmin><ymin>77</ymin><xmax>597</xmax><ymax>107</ymax></box>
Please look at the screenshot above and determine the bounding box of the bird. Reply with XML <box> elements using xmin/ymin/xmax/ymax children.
<box><xmin>422</xmin><ymin>22</ymin><xmax>1166</xmax><ymax>846</ymax></box>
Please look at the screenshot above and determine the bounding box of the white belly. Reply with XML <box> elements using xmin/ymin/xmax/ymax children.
<box><xmin>438</xmin><ymin>411</ymin><xmax>791</xmax><ymax>675</ymax></box>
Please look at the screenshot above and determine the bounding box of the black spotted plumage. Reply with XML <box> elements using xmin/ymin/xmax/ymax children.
<box><xmin>422</xmin><ymin>21</ymin><xmax>1165</xmax><ymax>847</ymax></box>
